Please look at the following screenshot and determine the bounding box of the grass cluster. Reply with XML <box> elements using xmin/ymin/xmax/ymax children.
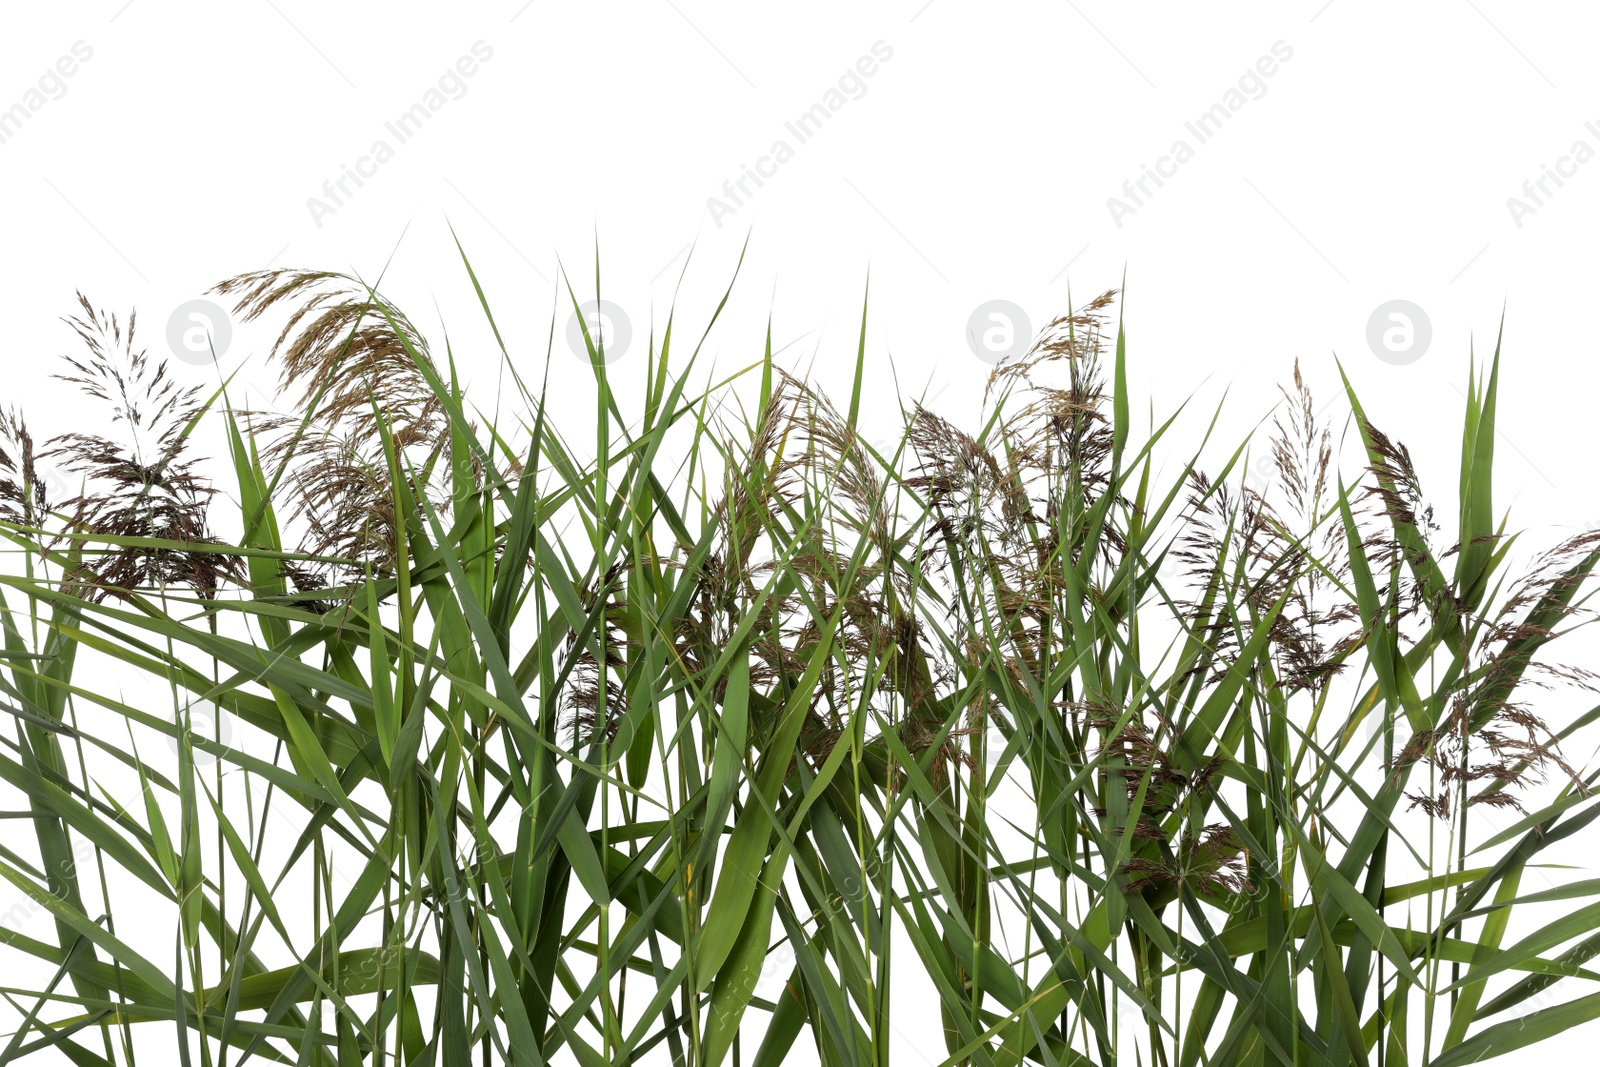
<box><xmin>1</xmin><ymin>258</ymin><xmax>1599</xmax><ymax>1066</ymax></box>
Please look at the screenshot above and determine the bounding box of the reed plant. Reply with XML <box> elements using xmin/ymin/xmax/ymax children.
<box><xmin>1</xmin><ymin>260</ymin><xmax>1598</xmax><ymax>1066</ymax></box>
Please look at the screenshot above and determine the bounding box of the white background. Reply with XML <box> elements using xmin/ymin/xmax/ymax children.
<box><xmin>3</xmin><ymin>1</ymin><xmax>1599</xmax><ymax>1063</ymax></box>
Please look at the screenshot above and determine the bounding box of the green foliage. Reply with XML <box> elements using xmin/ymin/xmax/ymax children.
<box><xmin>1</xmin><ymin>268</ymin><xmax>1598</xmax><ymax>1065</ymax></box>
